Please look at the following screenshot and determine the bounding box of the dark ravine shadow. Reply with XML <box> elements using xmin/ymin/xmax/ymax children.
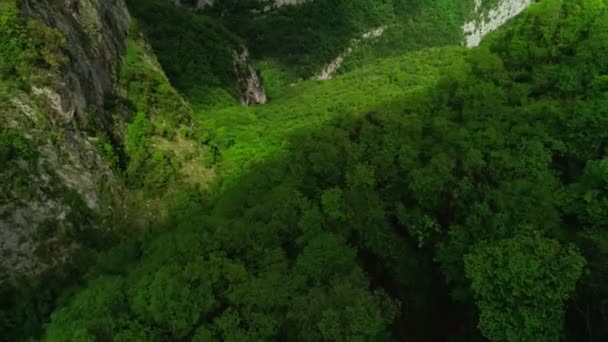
<box><xmin>208</xmin><ymin>0</ymin><xmax>392</xmax><ymax>77</ymax></box>
<box><xmin>126</xmin><ymin>0</ymin><xmax>244</xmax><ymax>108</ymax></box>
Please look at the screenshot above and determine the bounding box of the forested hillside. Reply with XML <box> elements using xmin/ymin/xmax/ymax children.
<box><xmin>2</xmin><ymin>0</ymin><xmax>608</xmax><ymax>341</ymax></box>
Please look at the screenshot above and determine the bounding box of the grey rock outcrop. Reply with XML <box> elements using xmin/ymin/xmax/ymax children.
<box><xmin>233</xmin><ymin>47</ymin><xmax>267</xmax><ymax>105</ymax></box>
<box><xmin>20</xmin><ymin>0</ymin><xmax>130</xmax><ymax>120</ymax></box>
<box><xmin>463</xmin><ymin>0</ymin><xmax>534</xmax><ymax>47</ymax></box>
<box><xmin>1</xmin><ymin>0</ymin><xmax>131</xmax><ymax>281</ymax></box>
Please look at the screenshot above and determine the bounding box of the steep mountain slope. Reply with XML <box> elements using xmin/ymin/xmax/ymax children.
<box><xmin>128</xmin><ymin>0</ymin><xmax>268</xmax><ymax>108</ymax></box>
<box><xmin>133</xmin><ymin>0</ymin><xmax>536</xmax><ymax>101</ymax></box>
<box><xmin>0</xmin><ymin>1</ymin><xmax>208</xmax><ymax>337</ymax></box>
<box><xmin>1</xmin><ymin>0</ymin><xmax>129</xmax><ymax>280</ymax></box>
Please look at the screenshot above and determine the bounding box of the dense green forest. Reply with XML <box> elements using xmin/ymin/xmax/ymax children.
<box><xmin>2</xmin><ymin>0</ymin><xmax>608</xmax><ymax>341</ymax></box>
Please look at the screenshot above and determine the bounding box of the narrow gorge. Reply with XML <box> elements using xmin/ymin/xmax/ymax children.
<box><xmin>2</xmin><ymin>1</ymin><xmax>606</xmax><ymax>341</ymax></box>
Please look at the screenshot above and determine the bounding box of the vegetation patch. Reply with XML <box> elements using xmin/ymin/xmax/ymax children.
<box><xmin>126</xmin><ymin>0</ymin><xmax>243</xmax><ymax>108</ymax></box>
<box><xmin>0</xmin><ymin>0</ymin><xmax>66</xmax><ymax>88</ymax></box>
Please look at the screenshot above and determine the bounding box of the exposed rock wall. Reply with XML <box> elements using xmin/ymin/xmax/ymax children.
<box><xmin>464</xmin><ymin>0</ymin><xmax>535</xmax><ymax>47</ymax></box>
<box><xmin>1</xmin><ymin>0</ymin><xmax>131</xmax><ymax>280</ymax></box>
<box><xmin>233</xmin><ymin>47</ymin><xmax>267</xmax><ymax>105</ymax></box>
<box><xmin>20</xmin><ymin>0</ymin><xmax>130</xmax><ymax>120</ymax></box>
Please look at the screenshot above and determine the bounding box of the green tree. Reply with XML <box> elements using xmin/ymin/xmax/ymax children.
<box><xmin>465</xmin><ymin>235</ymin><xmax>586</xmax><ymax>341</ymax></box>
<box><xmin>43</xmin><ymin>277</ymin><xmax>131</xmax><ymax>342</ymax></box>
<box><xmin>128</xmin><ymin>263</ymin><xmax>216</xmax><ymax>337</ymax></box>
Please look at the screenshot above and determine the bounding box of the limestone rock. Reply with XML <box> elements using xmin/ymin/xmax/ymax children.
<box><xmin>1</xmin><ymin>0</ymin><xmax>131</xmax><ymax>281</ymax></box>
<box><xmin>463</xmin><ymin>0</ymin><xmax>535</xmax><ymax>47</ymax></box>
<box><xmin>20</xmin><ymin>0</ymin><xmax>130</xmax><ymax>120</ymax></box>
<box><xmin>233</xmin><ymin>47</ymin><xmax>267</xmax><ymax>105</ymax></box>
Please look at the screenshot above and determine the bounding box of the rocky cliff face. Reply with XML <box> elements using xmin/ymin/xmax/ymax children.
<box><xmin>20</xmin><ymin>0</ymin><xmax>130</xmax><ymax>121</ymax></box>
<box><xmin>0</xmin><ymin>0</ymin><xmax>131</xmax><ymax>280</ymax></box>
<box><xmin>464</xmin><ymin>0</ymin><xmax>535</xmax><ymax>47</ymax></box>
<box><xmin>234</xmin><ymin>47</ymin><xmax>267</xmax><ymax>105</ymax></box>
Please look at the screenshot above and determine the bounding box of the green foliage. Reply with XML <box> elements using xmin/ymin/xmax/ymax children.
<box><xmin>128</xmin><ymin>0</ymin><xmax>476</xmax><ymax>94</ymax></box>
<box><xmin>119</xmin><ymin>35</ymin><xmax>193</xmax><ymax>126</ymax></box>
<box><xmin>92</xmin><ymin>133</ymin><xmax>121</xmax><ymax>173</ymax></box>
<box><xmin>124</xmin><ymin>111</ymin><xmax>153</xmax><ymax>187</ymax></box>
<box><xmin>126</xmin><ymin>0</ymin><xmax>242</xmax><ymax>108</ymax></box>
<box><xmin>0</xmin><ymin>255</ymin><xmax>100</xmax><ymax>342</ymax></box>
<box><xmin>465</xmin><ymin>235</ymin><xmax>585</xmax><ymax>341</ymax></box>
<box><xmin>118</xmin><ymin>34</ymin><xmax>196</xmax><ymax>193</ymax></box>
<box><xmin>129</xmin><ymin>264</ymin><xmax>215</xmax><ymax>337</ymax></box>
<box><xmin>122</xmin><ymin>111</ymin><xmax>179</xmax><ymax>191</ymax></box>
<box><xmin>42</xmin><ymin>196</ymin><xmax>399</xmax><ymax>340</ymax></box>
<box><xmin>342</xmin><ymin>0</ymin><xmax>476</xmax><ymax>73</ymax></box>
<box><xmin>0</xmin><ymin>0</ymin><xmax>66</xmax><ymax>87</ymax></box>
<box><xmin>43</xmin><ymin>276</ymin><xmax>131</xmax><ymax>341</ymax></box>
<box><xmin>0</xmin><ymin>127</ymin><xmax>37</xmax><ymax>202</ymax></box>
<box><xmin>256</xmin><ymin>59</ymin><xmax>300</xmax><ymax>100</ymax></box>
<box><xmin>198</xmin><ymin>0</ymin><xmax>478</xmax><ymax>81</ymax></box>
<box><xmin>0</xmin><ymin>127</ymin><xmax>36</xmax><ymax>164</ymax></box>
<box><xmin>219</xmin><ymin>0</ymin><xmax>396</xmax><ymax>77</ymax></box>
<box><xmin>203</xmin><ymin>47</ymin><xmax>469</xmax><ymax>186</ymax></box>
